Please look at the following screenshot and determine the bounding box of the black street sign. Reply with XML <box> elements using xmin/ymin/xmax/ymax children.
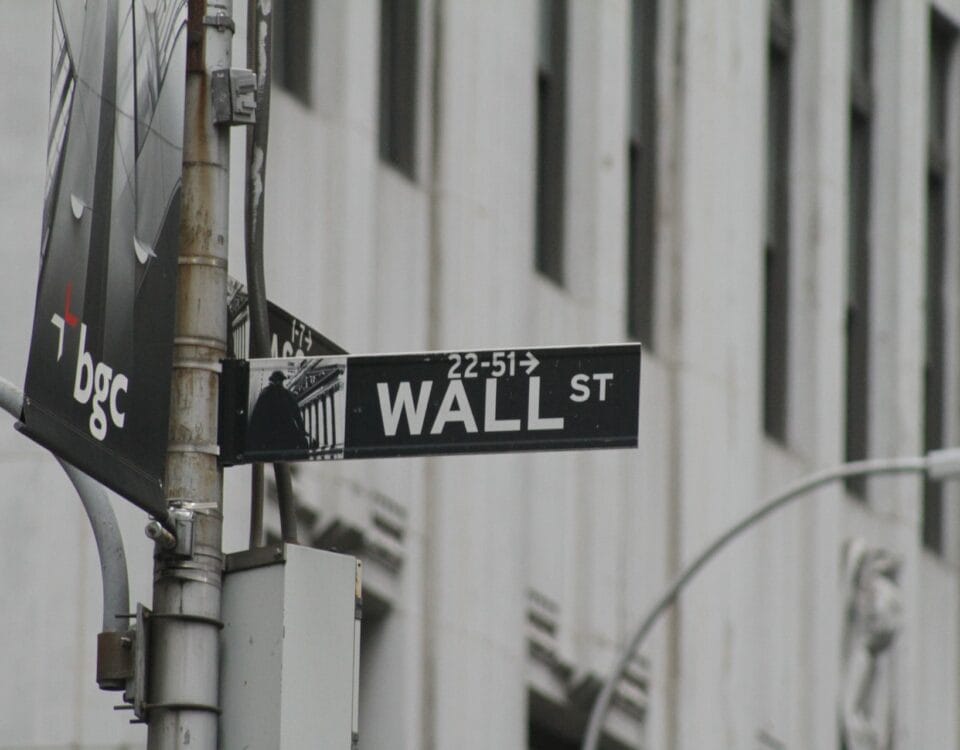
<box><xmin>20</xmin><ymin>2</ymin><xmax>187</xmax><ymax>516</ymax></box>
<box><xmin>219</xmin><ymin>344</ymin><xmax>641</xmax><ymax>464</ymax></box>
<box><xmin>226</xmin><ymin>277</ymin><xmax>347</xmax><ymax>359</ymax></box>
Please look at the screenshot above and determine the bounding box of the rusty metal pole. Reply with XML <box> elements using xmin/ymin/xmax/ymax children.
<box><xmin>147</xmin><ymin>1</ymin><xmax>233</xmax><ymax>747</ymax></box>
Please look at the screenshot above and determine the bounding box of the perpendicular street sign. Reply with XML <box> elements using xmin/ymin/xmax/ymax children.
<box><xmin>219</xmin><ymin>344</ymin><xmax>641</xmax><ymax>464</ymax></box>
<box><xmin>20</xmin><ymin>2</ymin><xmax>187</xmax><ymax>516</ymax></box>
<box><xmin>226</xmin><ymin>277</ymin><xmax>347</xmax><ymax>359</ymax></box>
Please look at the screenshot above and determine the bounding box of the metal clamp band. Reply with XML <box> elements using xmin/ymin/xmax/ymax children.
<box><xmin>153</xmin><ymin>566</ymin><xmax>223</xmax><ymax>586</ymax></box>
<box><xmin>178</xmin><ymin>255</ymin><xmax>227</xmax><ymax>268</ymax></box>
<box><xmin>167</xmin><ymin>443</ymin><xmax>221</xmax><ymax>457</ymax></box>
<box><xmin>202</xmin><ymin>13</ymin><xmax>235</xmax><ymax>33</ymax></box>
<box><xmin>172</xmin><ymin>359</ymin><xmax>223</xmax><ymax>374</ymax></box>
<box><xmin>149</xmin><ymin>612</ymin><xmax>224</xmax><ymax>629</ymax></box>
<box><xmin>171</xmin><ymin>501</ymin><xmax>220</xmax><ymax>512</ymax></box>
<box><xmin>144</xmin><ymin>701</ymin><xmax>222</xmax><ymax>715</ymax></box>
<box><xmin>173</xmin><ymin>335</ymin><xmax>228</xmax><ymax>352</ymax></box>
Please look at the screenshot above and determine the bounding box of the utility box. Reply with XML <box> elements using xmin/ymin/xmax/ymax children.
<box><xmin>219</xmin><ymin>544</ymin><xmax>361</xmax><ymax>749</ymax></box>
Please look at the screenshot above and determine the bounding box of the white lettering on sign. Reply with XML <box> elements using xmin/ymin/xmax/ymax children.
<box><xmin>594</xmin><ymin>373</ymin><xmax>613</xmax><ymax>400</ymax></box>
<box><xmin>569</xmin><ymin>372</ymin><xmax>615</xmax><ymax>403</ymax></box>
<box><xmin>447</xmin><ymin>350</ymin><xmax>540</xmax><ymax>378</ymax></box>
<box><xmin>270</xmin><ymin>315</ymin><xmax>314</xmax><ymax>358</ymax></box>
<box><xmin>570</xmin><ymin>374</ymin><xmax>590</xmax><ymax>402</ymax></box>
<box><xmin>377</xmin><ymin>381</ymin><xmax>433</xmax><ymax>436</ymax></box>
<box><xmin>375</xmin><ymin>375</ymin><xmax>567</xmax><ymax>436</ymax></box>
<box><xmin>72</xmin><ymin>323</ymin><xmax>129</xmax><ymax>441</ymax></box>
<box><xmin>484</xmin><ymin>378</ymin><xmax>521</xmax><ymax>432</ymax></box>
<box><xmin>528</xmin><ymin>377</ymin><xmax>564</xmax><ymax>430</ymax></box>
<box><xmin>489</xmin><ymin>351</ymin><xmax>515</xmax><ymax>377</ymax></box>
<box><xmin>430</xmin><ymin>380</ymin><xmax>478</xmax><ymax>434</ymax></box>
<box><xmin>272</xmin><ymin>333</ymin><xmax>306</xmax><ymax>359</ymax></box>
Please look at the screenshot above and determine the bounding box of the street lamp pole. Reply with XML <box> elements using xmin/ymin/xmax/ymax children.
<box><xmin>0</xmin><ymin>376</ymin><xmax>129</xmax><ymax>639</ymax></box>
<box><xmin>582</xmin><ymin>448</ymin><xmax>960</xmax><ymax>750</ymax></box>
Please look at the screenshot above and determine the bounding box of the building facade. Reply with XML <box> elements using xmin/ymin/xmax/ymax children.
<box><xmin>2</xmin><ymin>0</ymin><xmax>960</xmax><ymax>748</ymax></box>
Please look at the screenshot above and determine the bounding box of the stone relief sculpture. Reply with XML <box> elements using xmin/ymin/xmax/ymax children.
<box><xmin>840</xmin><ymin>539</ymin><xmax>902</xmax><ymax>750</ymax></box>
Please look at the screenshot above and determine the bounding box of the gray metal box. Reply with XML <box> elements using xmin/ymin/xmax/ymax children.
<box><xmin>219</xmin><ymin>544</ymin><xmax>361</xmax><ymax>749</ymax></box>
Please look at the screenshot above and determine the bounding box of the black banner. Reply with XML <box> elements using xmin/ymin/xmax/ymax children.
<box><xmin>20</xmin><ymin>2</ymin><xmax>188</xmax><ymax>516</ymax></box>
<box><xmin>220</xmin><ymin>344</ymin><xmax>641</xmax><ymax>464</ymax></box>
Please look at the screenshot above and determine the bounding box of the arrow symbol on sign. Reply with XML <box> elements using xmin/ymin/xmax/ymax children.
<box><xmin>521</xmin><ymin>351</ymin><xmax>539</xmax><ymax>375</ymax></box>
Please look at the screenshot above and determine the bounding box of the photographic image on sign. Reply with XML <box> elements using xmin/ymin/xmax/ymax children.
<box><xmin>219</xmin><ymin>344</ymin><xmax>641</xmax><ymax>464</ymax></box>
<box><xmin>20</xmin><ymin>1</ymin><xmax>187</xmax><ymax>515</ymax></box>
<box><xmin>244</xmin><ymin>357</ymin><xmax>346</xmax><ymax>461</ymax></box>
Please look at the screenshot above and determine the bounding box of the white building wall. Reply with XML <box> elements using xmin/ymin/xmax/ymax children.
<box><xmin>669</xmin><ymin>3</ymin><xmax>764</xmax><ymax>746</ymax></box>
<box><xmin>1</xmin><ymin>1</ymin><xmax>960</xmax><ymax>749</ymax></box>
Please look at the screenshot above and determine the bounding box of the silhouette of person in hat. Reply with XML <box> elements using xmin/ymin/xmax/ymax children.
<box><xmin>247</xmin><ymin>370</ymin><xmax>310</xmax><ymax>453</ymax></box>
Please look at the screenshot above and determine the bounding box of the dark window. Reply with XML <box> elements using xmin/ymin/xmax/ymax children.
<box><xmin>626</xmin><ymin>1</ymin><xmax>658</xmax><ymax>348</ymax></box>
<box><xmin>527</xmin><ymin>690</ymin><xmax>626</xmax><ymax>750</ymax></box>
<box><xmin>535</xmin><ymin>0</ymin><xmax>568</xmax><ymax>284</ymax></box>
<box><xmin>272</xmin><ymin>0</ymin><xmax>312</xmax><ymax>104</ymax></box>
<box><xmin>845</xmin><ymin>0</ymin><xmax>874</xmax><ymax>497</ymax></box>
<box><xmin>763</xmin><ymin>0</ymin><xmax>793</xmax><ymax>441</ymax></box>
<box><xmin>923</xmin><ymin>14</ymin><xmax>955</xmax><ymax>553</ymax></box>
<box><xmin>379</xmin><ymin>0</ymin><xmax>419</xmax><ymax>178</ymax></box>
<box><xmin>529</xmin><ymin>721</ymin><xmax>579</xmax><ymax>750</ymax></box>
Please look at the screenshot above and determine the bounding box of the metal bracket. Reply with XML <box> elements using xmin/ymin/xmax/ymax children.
<box><xmin>97</xmin><ymin>629</ymin><xmax>134</xmax><ymax>692</ymax></box>
<box><xmin>112</xmin><ymin>604</ymin><xmax>151</xmax><ymax>723</ymax></box>
<box><xmin>170</xmin><ymin>509</ymin><xmax>196</xmax><ymax>557</ymax></box>
<box><xmin>211</xmin><ymin>68</ymin><xmax>257</xmax><ymax>126</ymax></box>
<box><xmin>203</xmin><ymin>13</ymin><xmax>236</xmax><ymax>33</ymax></box>
<box><xmin>145</xmin><ymin>520</ymin><xmax>177</xmax><ymax>551</ymax></box>
<box><xmin>146</xmin><ymin>509</ymin><xmax>196</xmax><ymax>557</ymax></box>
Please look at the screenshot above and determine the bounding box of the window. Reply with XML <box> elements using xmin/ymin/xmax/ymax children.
<box><xmin>527</xmin><ymin>684</ymin><xmax>636</xmax><ymax>750</ymax></box>
<box><xmin>272</xmin><ymin>0</ymin><xmax>312</xmax><ymax>104</ymax></box>
<box><xmin>845</xmin><ymin>0</ymin><xmax>874</xmax><ymax>496</ymax></box>
<box><xmin>763</xmin><ymin>0</ymin><xmax>793</xmax><ymax>441</ymax></box>
<box><xmin>535</xmin><ymin>0</ymin><xmax>568</xmax><ymax>284</ymax></box>
<box><xmin>923</xmin><ymin>13</ymin><xmax>956</xmax><ymax>553</ymax></box>
<box><xmin>379</xmin><ymin>0</ymin><xmax>419</xmax><ymax>178</ymax></box>
<box><xmin>529</xmin><ymin>721</ymin><xmax>579</xmax><ymax>750</ymax></box>
<box><xmin>626</xmin><ymin>1</ymin><xmax>658</xmax><ymax>348</ymax></box>
<box><xmin>528</xmin><ymin>716</ymin><xmax>624</xmax><ymax>750</ymax></box>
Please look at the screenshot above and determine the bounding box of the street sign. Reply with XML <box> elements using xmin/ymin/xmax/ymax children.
<box><xmin>20</xmin><ymin>2</ymin><xmax>187</xmax><ymax>516</ymax></box>
<box><xmin>226</xmin><ymin>277</ymin><xmax>347</xmax><ymax>359</ymax></box>
<box><xmin>219</xmin><ymin>344</ymin><xmax>641</xmax><ymax>464</ymax></box>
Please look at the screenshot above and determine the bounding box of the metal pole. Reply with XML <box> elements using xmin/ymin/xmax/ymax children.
<box><xmin>148</xmin><ymin>1</ymin><xmax>232</xmax><ymax>747</ymax></box>
<box><xmin>244</xmin><ymin>0</ymin><xmax>299</xmax><ymax>546</ymax></box>
<box><xmin>581</xmin><ymin>450</ymin><xmax>960</xmax><ymax>750</ymax></box>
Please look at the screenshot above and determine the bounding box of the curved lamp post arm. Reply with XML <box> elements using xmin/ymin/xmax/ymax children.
<box><xmin>0</xmin><ymin>376</ymin><xmax>130</xmax><ymax>633</ymax></box>
<box><xmin>582</xmin><ymin>450</ymin><xmax>960</xmax><ymax>750</ymax></box>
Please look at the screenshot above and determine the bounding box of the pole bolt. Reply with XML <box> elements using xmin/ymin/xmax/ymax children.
<box><xmin>145</xmin><ymin>521</ymin><xmax>177</xmax><ymax>550</ymax></box>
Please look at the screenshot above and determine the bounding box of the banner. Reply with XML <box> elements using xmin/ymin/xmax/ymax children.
<box><xmin>21</xmin><ymin>1</ymin><xmax>188</xmax><ymax>515</ymax></box>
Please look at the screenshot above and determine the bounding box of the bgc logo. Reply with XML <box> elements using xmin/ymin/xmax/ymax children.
<box><xmin>51</xmin><ymin>285</ymin><xmax>129</xmax><ymax>442</ymax></box>
<box><xmin>72</xmin><ymin>323</ymin><xmax>128</xmax><ymax>441</ymax></box>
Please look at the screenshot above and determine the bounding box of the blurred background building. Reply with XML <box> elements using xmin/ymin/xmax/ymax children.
<box><xmin>2</xmin><ymin>0</ymin><xmax>960</xmax><ymax>747</ymax></box>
